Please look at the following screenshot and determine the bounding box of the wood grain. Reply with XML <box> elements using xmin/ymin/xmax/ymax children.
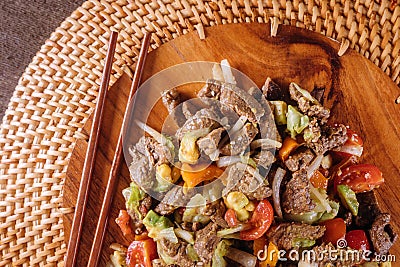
<box><xmin>63</xmin><ymin>23</ymin><xmax>400</xmax><ymax>265</ymax></box>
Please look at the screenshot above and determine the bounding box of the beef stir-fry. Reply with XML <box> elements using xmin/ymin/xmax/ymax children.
<box><xmin>109</xmin><ymin>60</ymin><xmax>396</xmax><ymax>267</ymax></box>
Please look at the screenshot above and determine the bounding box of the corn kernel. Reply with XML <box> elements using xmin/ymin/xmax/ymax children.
<box><xmin>235</xmin><ymin>208</ymin><xmax>250</xmax><ymax>221</ymax></box>
<box><xmin>156</xmin><ymin>164</ymin><xmax>172</xmax><ymax>182</ymax></box>
<box><xmin>245</xmin><ymin>201</ymin><xmax>256</xmax><ymax>211</ymax></box>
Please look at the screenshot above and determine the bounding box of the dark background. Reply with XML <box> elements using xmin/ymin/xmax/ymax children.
<box><xmin>0</xmin><ymin>0</ymin><xmax>86</xmax><ymax>119</ymax></box>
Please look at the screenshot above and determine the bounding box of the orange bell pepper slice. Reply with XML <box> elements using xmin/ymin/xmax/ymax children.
<box><xmin>310</xmin><ymin>170</ymin><xmax>329</xmax><ymax>190</ymax></box>
<box><xmin>181</xmin><ymin>163</ymin><xmax>224</xmax><ymax>188</ymax></box>
<box><xmin>278</xmin><ymin>137</ymin><xmax>299</xmax><ymax>161</ymax></box>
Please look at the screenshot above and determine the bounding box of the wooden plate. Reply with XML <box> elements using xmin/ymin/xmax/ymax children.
<box><xmin>62</xmin><ymin>23</ymin><xmax>400</xmax><ymax>265</ymax></box>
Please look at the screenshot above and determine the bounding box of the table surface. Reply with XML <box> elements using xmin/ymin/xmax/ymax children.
<box><xmin>0</xmin><ymin>0</ymin><xmax>85</xmax><ymax>119</ymax></box>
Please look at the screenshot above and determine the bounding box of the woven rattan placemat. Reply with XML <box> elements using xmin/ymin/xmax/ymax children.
<box><xmin>0</xmin><ymin>0</ymin><xmax>398</xmax><ymax>266</ymax></box>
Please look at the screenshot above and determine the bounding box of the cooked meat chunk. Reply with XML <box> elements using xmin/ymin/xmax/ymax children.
<box><xmin>254</xmin><ymin>150</ymin><xmax>276</xmax><ymax>169</ymax></box>
<box><xmin>223</xmin><ymin>163</ymin><xmax>272</xmax><ymax>200</ymax></box>
<box><xmin>155</xmin><ymin>186</ymin><xmax>195</xmax><ymax>215</ymax></box>
<box><xmin>306</xmin><ymin>124</ymin><xmax>348</xmax><ymax>155</ymax></box>
<box><xmin>176</xmin><ymin>108</ymin><xmax>219</xmax><ymax>140</ymax></box>
<box><xmin>303</xmin><ymin>117</ymin><xmax>321</xmax><ymax>143</ymax></box>
<box><xmin>248</xmin><ymin>86</ymin><xmax>281</xmax><ymax>142</ymax></box>
<box><xmin>267</xmin><ymin>222</ymin><xmax>325</xmax><ymax>250</ymax></box>
<box><xmin>284</xmin><ymin>149</ymin><xmax>314</xmax><ymax>172</ymax></box>
<box><xmin>343</xmin><ymin>211</ymin><xmax>353</xmax><ymax>227</ymax></box>
<box><xmin>135</xmin><ymin>136</ymin><xmax>173</xmax><ymax>166</ymax></box>
<box><xmin>219</xmin><ymin>81</ymin><xmax>264</xmax><ymax>123</ymax></box>
<box><xmin>181</xmin><ymin>101</ymin><xmax>200</xmax><ymax>119</ymax></box>
<box><xmin>289</xmin><ymin>83</ymin><xmax>330</xmax><ymax>123</ymax></box>
<box><xmin>369</xmin><ymin>213</ymin><xmax>398</xmax><ymax>255</ymax></box>
<box><xmin>354</xmin><ymin>191</ymin><xmax>382</xmax><ymax>227</ymax></box>
<box><xmin>310</xmin><ymin>87</ymin><xmax>326</xmax><ymax>103</ymax></box>
<box><xmin>161</xmin><ymin>88</ymin><xmax>186</xmax><ymax>127</ymax></box>
<box><xmin>194</xmin><ymin>223</ymin><xmax>220</xmax><ymax>264</ymax></box>
<box><xmin>202</xmin><ymin>200</ymin><xmax>229</xmax><ymax>228</ymax></box>
<box><xmin>261</xmin><ymin>77</ymin><xmax>286</xmax><ymax>101</ymax></box>
<box><xmin>162</xmin><ymin>88</ymin><xmax>181</xmax><ymax>113</ymax></box>
<box><xmin>130</xmin><ymin>135</ymin><xmax>173</xmax><ymax>190</ymax></box>
<box><xmin>158</xmin><ymin>238</ymin><xmax>196</xmax><ymax>267</ymax></box>
<box><xmin>220</xmin><ymin>123</ymin><xmax>258</xmax><ymax>156</ymax></box>
<box><xmin>197</xmin><ymin>127</ymin><xmax>225</xmax><ymax>160</ymax></box>
<box><xmin>282</xmin><ymin>169</ymin><xmax>315</xmax><ymax>214</ymax></box>
<box><xmin>198</xmin><ymin>79</ymin><xmax>222</xmax><ymax>99</ymax></box>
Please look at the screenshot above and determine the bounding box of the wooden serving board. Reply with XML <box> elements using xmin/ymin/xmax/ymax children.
<box><xmin>63</xmin><ymin>23</ymin><xmax>400</xmax><ymax>265</ymax></box>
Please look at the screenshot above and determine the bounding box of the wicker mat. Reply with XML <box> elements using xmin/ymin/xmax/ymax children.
<box><xmin>0</xmin><ymin>0</ymin><xmax>398</xmax><ymax>266</ymax></box>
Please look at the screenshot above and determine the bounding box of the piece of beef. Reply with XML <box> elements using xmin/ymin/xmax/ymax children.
<box><xmin>267</xmin><ymin>222</ymin><xmax>325</xmax><ymax>250</ymax></box>
<box><xmin>343</xmin><ymin>211</ymin><xmax>353</xmax><ymax>227</ymax></box>
<box><xmin>219</xmin><ymin>81</ymin><xmax>264</xmax><ymax>123</ymax></box>
<box><xmin>161</xmin><ymin>88</ymin><xmax>186</xmax><ymax>127</ymax></box>
<box><xmin>194</xmin><ymin>223</ymin><xmax>220</xmax><ymax>265</ymax></box>
<box><xmin>158</xmin><ymin>238</ymin><xmax>196</xmax><ymax>267</ymax></box>
<box><xmin>282</xmin><ymin>168</ymin><xmax>315</xmax><ymax>214</ymax></box>
<box><xmin>155</xmin><ymin>186</ymin><xmax>196</xmax><ymax>215</ymax></box>
<box><xmin>181</xmin><ymin>101</ymin><xmax>200</xmax><ymax>119</ymax></box>
<box><xmin>248</xmin><ymin>87</ymin><xmax>282</xmax><ymax>142</ymax></box>
<box><xmin>198</xmin><ymin>79</ymin><xmax>222</xmax><ymax>99</ymax></box>
<box><xmin>369</xmin><ymin>213</ymin><xmax>398</xmax><ymax>255</ymax></box>
<box><xmin>176</xmin><ymin>108</ymin><xmax>219</xmax><ymax>140</ymax></box>
<box><xmin>354</xmin><ymin>191</ymin><xmax>382</xmax><ymax>228</ymax></box>
<box><xmin>310</xmin><ymin>87</ymin><xmax>326</xmax><ymax>104</ymax></box>
<box><xmin>223</xmin><ymin>163</ymin><xmax>272</xmax><ymax>200</ymax></box>
<box><xmin>129</xmin><ymin>146</ymin><xmax>155</xmax><ymax>190</ymax></box>
<box><xmin>284</xmin><ymin>149</ymin><xmax>314</xmax><ymax>172</ymax></box>
<box><xmin>135</xmin><ymin>136</ymin><xmax>173</xmax><ymax>166</ymax></box>
<box><xmin>306</xmin><ymin>124</ymin><xmax>348</xmax><ymax>155</ymax></box>
<box><xmin>202</xmin><ymin>200</ymin><xmax>229</xmax><ymax>228</ymax></box>
<box><xmin>197</xmin><ymin>127</ymin><xmax>225</xmax><ymax>160</ymax></box>
<box><xmin>261</xmin><ymin>77</ymin><xmax>286</xmax><ymax>101</ymax></box>
<box><xmin>220</xmin><ymin>123</ymin><xmax>258</xmax><ymax>156</ymax></box>
<box><xmin>303</xmin><ymin>117</ymin><xmax>321</xmax><ymax>143</ymax></box>
<box><xmin>289</xmin><ymin>83</ymin><xmax>330</xmax><ymax>123</ymax></box>
<box><xmin>253</xmin><ymin>150</ymin><xmax>276</xmax><ymax>169</ymax></box>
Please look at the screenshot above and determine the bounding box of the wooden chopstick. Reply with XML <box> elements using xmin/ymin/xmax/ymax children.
<box><xmin>87</xmin><ymin>32</ymin><xmax>152</xmax><ymax>267</ymax></box>
<box><xmin>64</xmin><ymin>31</ymin><xmax>118</xmax><ymax>267</ymax></box>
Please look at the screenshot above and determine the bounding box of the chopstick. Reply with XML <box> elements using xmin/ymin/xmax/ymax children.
<box><xmin>87</xmin><ymin>32</ymin><xmax>152</xmax><ymax>267</ymax></box>
<box><xmin>64</xmin><ymin>31</ymin><xmax>118</xmax><ymax>267</ymax></box>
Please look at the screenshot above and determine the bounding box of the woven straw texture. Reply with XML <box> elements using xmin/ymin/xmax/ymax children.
<box><xmin>0</xmin><ymin>0</ymin><xmax>399</xmax><ymax>266</ymax></box>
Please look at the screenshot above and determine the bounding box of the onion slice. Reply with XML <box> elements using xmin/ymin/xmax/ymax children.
<box><xmin>272</xmin><ymin>167</ymin><xmax>286</xmax><ymax>218</ymax></box>
<box><xmin>225</xmin><ymin>247</ymin><xmax>257</xmax><ymax>267</ymax></box>
<box><xmin>307</xmin><ymin>154</ymin><xmax>323</xmax><ymax>179</ymax></box>
<box><xmin>217</xmin><ymin>156</ymin><xmax>242</xmax><ymax>167</ymax></box>
<box><xmin>251</xmin><ymin>138</ymin><xmax>282</xmax><ymax>150</ymax></box>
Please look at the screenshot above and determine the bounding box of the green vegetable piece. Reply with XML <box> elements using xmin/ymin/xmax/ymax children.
<box><xmin>286</xmin><ymin>105</ymin><xmax>309</xmax><ymax>138</ymax></box>
<box><xmin>337</xmin><ymin>185</ymin><xmax>359</xmax><ymax>216</ymax></box>
<box><xmin>122</xmin><ymin>182</ymin><xmax>146</xmax><ymax>220</ymax></box>
<box><xmin>270</xmin><ymin>101</ymin><xmax>288</xmax><ymax>125</ymax></box>
<box><xmin>292</xmin><ymin>238</ymin><xmax>316</xmax><ymax>248</ymax></box>
<box><xmin>187</xmin><ymin>244</ymin><xmax>200</xmax><ymax>261</ymax></box>
<box><xmin>212</xmin><ymin>240</ymin><xmax>233</xmax><ymax>267</ymax></box>
<box><xmin>143</xmin><ymin>210</ymin><xmax>173</xmax><ymax>238</ymax></box>
<box><xmin>284</xmin><ymin>211</ymin><xmax>323</xmax><ymax>224</ymax></box>
<box><xmin>319</xmin><ymin>200</ymin><xmax>340</xmax><ymax>222</ymax></box>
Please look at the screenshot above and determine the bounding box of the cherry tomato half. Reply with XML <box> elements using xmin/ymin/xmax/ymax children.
<box><xmin>224</xmin><ymin>208</ymin><xmax>239</xmax><ymax>228</ymax></box>
<box><xmin>320</xmin><ymin>218</ymin><xmax>346</xmax><ymax>245</ymax></box>
<box><xmin>334</xmin><ymin>164</ymin><xmax>384</xmax><ymax>193</ymax></box>
<box><xmin>126</xmin><ymin>239</ymin><xmax>157</xmax><ymax>267</ymax></box>
<box><xmin>345</xmin><ymin>230</ymin><xmax>371</xmax><ymax>251</ymax></box>
<box><xmin>240</xmin><ymin>200</ymin><xmax>274</xmax><ymax>240</ymax></box>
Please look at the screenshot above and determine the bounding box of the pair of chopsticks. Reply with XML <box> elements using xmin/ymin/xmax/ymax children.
<box><xmin>65</xmin><ymin>31</ymin><xmax>152</xmax><ymax>266</ymax></box>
